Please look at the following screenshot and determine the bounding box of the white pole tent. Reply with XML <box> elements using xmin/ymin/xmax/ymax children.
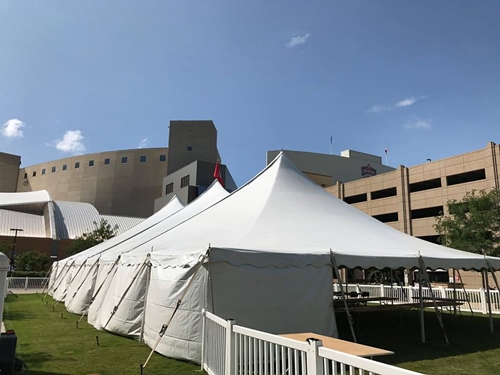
<box><xmin>84</xmin><ymin>152</ymin><xmax>500</xmax><ymax>364</ymax></box>
<box><xmin>66</xmin><ymin>181</ymin><xmax>229</xmax><ymax>316</ymax></box>
<box><xmin>85</xmin><ymin>181</ymin><xmax>229</xmax><ymax>331</ymax></box>
<box><xmin>60</xmin><ymin>195</ymin><xmax>186</xmax><ymax>310</ymax></box>
<box><xmin>48</xmin><ymin>195</ymin><xmax>185</xmax><ymax>303</ymax></box>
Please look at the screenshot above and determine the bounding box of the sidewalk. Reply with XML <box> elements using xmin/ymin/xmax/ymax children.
<box><xmin>7</xmin><ymin>289</ymin><xmax>45</xmax><ymax>295</ymax></box>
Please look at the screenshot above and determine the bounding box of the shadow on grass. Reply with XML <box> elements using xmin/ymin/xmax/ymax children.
<box><xmin>335</xmin><ymin>309</ymin><xmax>500</xmax><ymax>365</ymax></box>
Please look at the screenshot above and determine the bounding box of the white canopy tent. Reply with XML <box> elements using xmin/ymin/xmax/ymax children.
<box><xmin>65</xmin><ymin>181</ymin><xmax>229</xmax><ymax>316</ymax></box>
<box><xmin>48</xmin><ymin>195</ymin><xmax>185</xmax><ymax>303</ymax></box>
<box><xmin>82</xmin><ymin>152</ymin><xmax>500</xmax><ymax>364</ymax></box>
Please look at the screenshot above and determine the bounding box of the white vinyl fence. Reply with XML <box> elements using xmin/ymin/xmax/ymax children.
<box><xmin>7</xmin><ymin>277</ymin><xmax>49</xmax><ymax>291</ymax></box>
<box><xmin>334</xmin><ymin>283</ymin><xmax>500</xmax><ymax>315</ymax></box>
<box><xmin>201</xmin><ymin>309</ymin><xmax>424</xmax><ymax>375</ymax></box>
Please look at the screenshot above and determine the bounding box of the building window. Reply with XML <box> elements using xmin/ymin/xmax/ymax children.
<box><xmin>344</xmin><ymin>193</ymin><xmax>368</xmax><ymax>204</ymax></box>
<box><xmin>411</xmin><ymin>206</ymin><xmax>443</xmax><ymax>220</ymax></box>
<box><xmin>165</xmin><ymin>183</ymin><xmax>174</xmax><ymax>195</ymax></box>
<box><xmin>51</xmin><ymin>166</ymin><xmax>56</xmax><ymax>173</ymax></box>
<box><xmin>75</xmin><ymin>162</ymin><xmax>80</xmax><ymax>169</ymax></box>
<box><xmin>409</xmin><ymin>178</ymin><xmax>442</xmax><ymax>193</ymax></box>
<box><xmin>140</xmin><ymin>155</ymin><xmax>147</xmax><ymax>163</ymax></box>
<box><xmin>104</xmin><ymin>158</ymin><xmax>111</xmax><ymax>165</ymax></box>
<box><xmin>42</xmin><ymin>168</ymin><xmax>46</xmax><ymax>175</ymax></box>
<box><xmin>181</xmin><ymin>175</ymin><xmax>190</xmax><ymax>188</ymax></box>
<box><xmin>372</xmin><ymin>212</ymin><xmax>399</xmax><ymax>223</ymax></box>
<box><xmin>446</xmin><ymin>169</ymin><xmax>486</xmax><ymax>186</ymax></box>
<box><xmin>23</xmin><ymin>172</ymin><xmax>27</xmax><ymax>179</ymax></box>
<box><xmin>62</xmin><ymin>164</ymin><xmax>67</xmax><ymax>171</ymax></box>
<box><xmin>89</xmin><ymin>160</ymin><xmax>94</xmax><ymax>167</ymax></box>
<box><xmin>32</xmin><ymin>171</ymin><xmax>36</xmax><ymax>177</ymax></box>
<box><xmin>371</xmin><ymin>187</ymin><xmax>397</xmax><ymax>200</ymax></box>
<box><xmin>121</xmin><ymin>157</ymin><xmax>128</xmax><ymax>164</ymax></box>
<box><xmin>159</xmin><ymin>155</ymin><xmax>166</xmax><ymax>162</ymax></box>
<box><xmin>187</xmin><ymin>145</ymin><xmax>192</xmax><ymax>151</ymax></box>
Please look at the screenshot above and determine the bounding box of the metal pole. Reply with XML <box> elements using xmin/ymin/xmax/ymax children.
<box><xmin>419</xmin><ymin>265</ymin><xmax>425</xmax><ymax>343</ymax></box>
<box><xmin>452</xmin><ymin>269</ymin><xmax>457</xmax><ymax>317</ymax></box>
<box><xmin>330</xmin><ymin>251</ymin><xmax>357</xmax><ymax>343</ymax></box>
<box><xmin>484</xmin><ymin>270</ymin><xmax>494</xmax><ymax>333</ymax></box>
<box><xmin>9</xmin><ymin>228</ymin><xmax>23</xmax><ymax>270</ymax></box>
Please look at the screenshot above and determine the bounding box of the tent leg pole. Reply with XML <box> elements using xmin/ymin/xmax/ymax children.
<box><xmin>330</xmin><ymin>252</ymin><xmax>357</xmax><ymax>343</ymax></box>
<box><xmin>457</xmin><ymin>270</ymin><xmax>474</xmax><ymax>315</ymax></box>
<box><xmin>419</xmin><ymin>265</ymin><xmax>425</xmax><ymax>344</ymax></box>
<box><xmin>484</xmin><ymin>270</ymin><xmax>494</xmax><ymax>333</ymax></box>
<box><xmin>140</xmin><ymin>260</ymin><xmax>152</xmax><ymax>344</ymax></box>
<box><xmin>419</xmin><ymin>258</ymin><xmax>449</xmax><ymax>346</ymax></box>
<box><xmin>452</xmin><ymin>269</ymin><xmax>457</xmax><ymax>318</ymax></box>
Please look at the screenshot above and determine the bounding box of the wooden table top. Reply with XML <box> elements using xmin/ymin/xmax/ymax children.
<box><xmin>280</xmin><ymin>332</ymin><xmax>394</xmax><ymax>358</ymax></box>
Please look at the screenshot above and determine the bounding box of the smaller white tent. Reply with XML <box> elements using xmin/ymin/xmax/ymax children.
<box><xmin>49</xmin><ymin>196</ymin><xmax>185</xmax><ymax>303</ymax></box>
<box><xmin>86</xmin><ymin>181</ymin><xmax>230</xmax><ymax>331</ymax></box>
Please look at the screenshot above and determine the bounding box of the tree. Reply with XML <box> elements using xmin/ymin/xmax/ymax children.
<box><xmin>0</xmin><ymin>241</ymin><xmax>11</xmax><ymax>256</ymax></box>
<box><xmin>15</xmin><ymin>250</ymin><xmax>50</xmax><ymax>271</ymax></box>
<box><xmin>434</xmin><ymin>189</ymin><xmax>500</xmax><ymax>256</ymax></box>
<box><xmin>65</xmin><ymin>219</ymin><xmax>119</xmax><ymax>256</ymax></box>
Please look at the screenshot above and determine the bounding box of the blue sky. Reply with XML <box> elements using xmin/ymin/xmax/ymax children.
<box><xmin>1</xmin><ymin>1</ymin><xmax>499</xmax><ymax>186</ymax></box>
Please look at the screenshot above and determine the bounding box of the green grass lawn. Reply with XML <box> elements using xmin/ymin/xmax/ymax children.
<box><xmin>336</xmin><ymin>307</ymin><xmax>500</xmax><ymax>374</ymax></box>
<box><xmin>3</xmin><ymin>294</ymin><xmax>201</xmax><ymax>375</ymax></box>
<box><xmin>5</xmin><ymin>294</ymin><xmax>500</xmax><ymax>375</ymax></box>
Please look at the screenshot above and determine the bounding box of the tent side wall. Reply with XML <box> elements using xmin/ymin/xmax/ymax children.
<box><xmin>208</xmin><ymin>259</ymin><xmax>337</xmax><ymax>340</ymax></box>
<box><xmin>143</xmin><ymin>262</ymin><xmax>208</xmax><ymax>363</ymax></box>
<box><xmin>92</xmin><ymin>260</ymin><xmax>149</xmax><ymax>338</ymax></box>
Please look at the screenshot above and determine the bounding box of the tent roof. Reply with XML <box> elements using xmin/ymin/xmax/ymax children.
<box><xmin>63</xmin><ymin>195</ymin><xmax>185</xmax><ymax>265</ymax></box>
<box><xmin>121</xmin><ymin>152</ymin><xmax>500</xmax><ymax>271</ymax></box>
<box><xmin>99</xmin><ymin>181</ymin><xmax>230</xmax><ymax>263</ymax></box>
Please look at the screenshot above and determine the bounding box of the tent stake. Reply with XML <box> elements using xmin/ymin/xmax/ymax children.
<box><xmin>330</xmin><ymin>251</ymin><xmax>357</xmax><ymax>343</ymax></box>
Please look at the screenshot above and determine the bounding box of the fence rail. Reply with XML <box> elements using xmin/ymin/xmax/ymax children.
<box><xmin>201</xmin><ymin>309</ymin><xmax>423</xmax><ymax>375</ymax></box>
<box><xmin>7</xmin><ymin>277</ymin><xmax>49</xmax><ymax>290</ymax></box>
<box><xmin>334</xmin><ymin>283</ymin><xmax>500</xmax><ymax>315</ymax></box>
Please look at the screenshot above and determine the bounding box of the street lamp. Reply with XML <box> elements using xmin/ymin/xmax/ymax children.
<box><xmin>10</xmin><ymin>228</ymin><xmax>23</xmax><ymax>271</ymax></box>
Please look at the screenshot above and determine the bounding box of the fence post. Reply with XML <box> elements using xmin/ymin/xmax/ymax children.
<box><xmin>225</xmin><ymin>319</ymin><xmax>235</xmax><ymax>375</ymax></box>
<box><xmin>306</xmin><ymin>338</ymin><xmax>324</xmax><ymax>375</ymax></box>
<box><xmin>440</xmin><ymin>287</ymin><xmax>446</xmax><ymax>299</ymax></box>
<box><xmin>407</xmin><ymin>286</ymin><xmax>413</xmax><ymax>303</ymax></box>
<box><xmin>380</xmin><ymin>284</ymin><xmax>385</xmax><ymax>298</ymax></box>
<box><xmin>25</xmin><ymin>277</ymin><xmax>29</xmax><ymax>290</ymax></box>
<box><xmin>200</xmin><ymin>309</ymin><xmax>206</xmax><ymax>372</ymax></box>
<box><xmin>480</xmin><ymin>288</ymin><xmax>487</xmax><ymax>314</ymax></box>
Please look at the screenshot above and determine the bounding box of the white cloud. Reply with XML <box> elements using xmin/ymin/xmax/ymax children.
<box><xmin>1</xmin><ymin>119</ymin><xmax>26</xmax><ymax>138</ymax></box>
<box><xmin>53</xmin><ymin>130</ymin><xmax>86</xmax><ymax>154</ymax></box>
<box><xmin>395</xmin><ymin>97</ymin><xmax>418</xmax><ymax>107</ymax></box>
<box><xmin>138</xmin><ymin>138</ymin><xmax>148</xmax><ymax>149</ymax></box>
<box><xmin>286</xmin><ymin>33</ymin><xmax>312</xmax><ymax>48</ymax></box>
<box><xmin>404</xmin><ymin>119</ymin><xmax>432</xmax><ymax>130</ymax></box>
<box><xmin>367</xmin><ymin>104</ymin><xmax>390</xmax><ymax>113</ymax></box>
<box><xmin>368</xmin><ymin>95</ymin><xmax>425</xmax><ymax>113</ymax></box>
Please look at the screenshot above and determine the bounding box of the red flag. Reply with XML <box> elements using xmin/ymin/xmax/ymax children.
<box><xmin>213</xmin><ymin>159</ymin><xmax>224</xmax><ymax>187</ymax></box>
